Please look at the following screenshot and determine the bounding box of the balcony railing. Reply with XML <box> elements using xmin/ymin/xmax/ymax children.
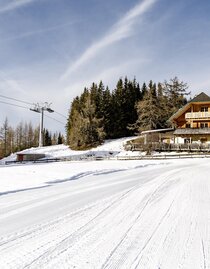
<box><xmin>185</xmin><ymin>112</ymin><xmax>210</xmax><ymax>119</ymax></box>
<box><xmin>124</xmin><ymin>142</ymin><xmax>210</xmax><ymax>152</ymax></box>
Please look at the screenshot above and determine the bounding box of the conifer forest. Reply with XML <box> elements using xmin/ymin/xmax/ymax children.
<box><xmin>66</xmin><ymin>77</ymin><xmax>189</xmax><ymax>149</ymax></box>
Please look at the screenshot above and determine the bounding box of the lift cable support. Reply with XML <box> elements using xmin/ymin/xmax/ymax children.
<box><xmin>30</xmin><ymin>102</ymin><xmax>54</xmax><ymax>147</ymax></box>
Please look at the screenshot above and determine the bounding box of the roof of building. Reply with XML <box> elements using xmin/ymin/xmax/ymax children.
<box><xmin>16</xmin><ymin>153</ymin><xmax>45</xmax><ymax>156</ymax></box>
<box><xmin>169</xmin><ymin>92</ymin><xmax>210</xmax><ymax>122</ymax></box>
<box><xmin>169</xmin><ymin>104</ymin><xmax>190</xmax><ymax>122</ymax></box>
<box><xmin>141</xmin><ymin>128</ymin><xmax>174</xmax><ymax>134</ymax></box>
<box><xmin>190</xmin><ymin>92</ymin><xmax>210</xmax><ymax>103</ymax></box>
<box><xmin>174</xmin><ymin>128</ymin><xmax>210</xmax><ymax>135</ymax></box>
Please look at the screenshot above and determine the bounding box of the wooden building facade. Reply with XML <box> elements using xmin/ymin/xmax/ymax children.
<box><xmin>170</xmin><ymin>92</ymin><xmax>210</xmax><ymax>144</ymax></box>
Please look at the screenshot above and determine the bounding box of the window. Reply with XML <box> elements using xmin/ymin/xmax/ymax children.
<box><xmin>186</xmin><ymin>123</ymin><xmax>191</xmax><ymax>128</ymax></box>
<box><xmin>184</xmin><ymin>138</ymin><xmax>191</xmax><ymax>144</ymax></box>
<box><xmin>200</xmin><ymin>123</ymin><xmax>208</xmax><ymax>128</ymax></box>
<box><xmin>201</xmin><ymin>106</ymin><xmax>208</xmax><ymax>112</ymax></box>
<box><xmin>200</xmin><ymin>138</ymin><xmax>207</xmax><ymax>144</ymax></box>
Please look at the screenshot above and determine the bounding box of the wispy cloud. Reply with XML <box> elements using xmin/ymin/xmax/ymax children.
<box><xmin>0</xmin><ymin>0</ymin><xmax>37</xmax><ymax>13</ymax></box>
<box><xmin>0</xmin><ymin>71</ymin><xmax>26</xmax><ymax>94</ymax></box>
<box><xmin>61</xmin><ymin>0</ymin><xmax>157</xmax><ymax>80</ymax></box>
<box><xmin>1</xmin><ymin>21</ymin><xmax>77</xmax><ymax>42</ymax></box>
<box><xmin>63</xmin><ymin>57</ymin><xmax>150</xmax><ymax>100</ymax></box>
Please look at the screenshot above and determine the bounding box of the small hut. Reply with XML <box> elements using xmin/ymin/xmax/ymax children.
<box><xmin>16</xmin><ymin>153</ymin><xmax>46</xmax><ymax>162</ymax></box>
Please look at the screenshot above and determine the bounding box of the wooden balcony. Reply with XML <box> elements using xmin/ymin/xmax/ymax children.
<box><xmin>185</xmin><ymin>112</ymin><xmax>210</xmax><ymax>119</ymax></box>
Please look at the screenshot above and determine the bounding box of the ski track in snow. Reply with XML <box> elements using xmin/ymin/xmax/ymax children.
<box><xmin>0</xmin><ymin>159</ymin><xmax>210</xmax><ymax>268</ymax></box>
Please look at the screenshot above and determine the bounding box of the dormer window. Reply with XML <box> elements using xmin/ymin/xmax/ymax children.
<box><xmin>201</xmin><ymin>106</ymin><xmax>208</xmax><ymax>112</ymax></box>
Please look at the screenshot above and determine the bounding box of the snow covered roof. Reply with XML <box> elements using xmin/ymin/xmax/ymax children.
<box><xmin>141</xmin><ymin>128</ymin><xmax>174</xmax><ymax>134</ymax></box>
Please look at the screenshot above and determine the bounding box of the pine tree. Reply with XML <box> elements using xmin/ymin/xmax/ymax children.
<box><xmin>81</xmin><ymin>92</ymin><xmax>105</xmax><ymax>148</ymax></box>
<box><xmin>67</xmin><ymin>89</ymin><xmax>105</xmax><ymax>149</ymax></box>
<box><xmin>156</xmin><ymin>82</ymin><xmax>169</xmax><ymax>128</ymax></box>
<box><xmin>66</xmin><ymin>96</ymin><xmax>80</xmax><ymax>147</ymax></box>
<box><xmin>135</xmin><ymin>81</ymin><xmax>159</xmax><ymax>132</ymax></box>
<box><xmin>0</xmin><ymin>118</ymin><xmax>13</xmax><ymax>156</ymax></box>
<box><xmin>110</xmin><ymin>77</ymin><xmax>140</xmax><ymax>138</ymax></box>
<box><xmin>94</xmin><ymin>81</ymin><xmax>105</xmax><ymax>118</ymax></box>
<box><xmin>141</xmin><ymin>82</ymin><xmax>147</xmax><ymax>97</ymax></box>
<box><xmin>58</xmin><ymin>132</ymin><xmax>63</xmax><ymax>144</ymax></box>
<box><xmin>110</xmin><ymin>78</ymin><xmax>123</xmax><ymax>138</ymax></box>
<box><xmin>163</xmin><ymin>76</ymin><xmax>189</xmax><ymax>114</ymax></box>
<box><xmin>0</xmin><ymin>118</ymin><xmax>10</xmax><ymax>156</ymax></box>
<box><xmin>101</xmin><ymin>86</ymin><xmax>113</xmax><ymax>138</ymax></box>
<box><xmin>44</xmin><ymin>129</ymin><xmax>52</xmax><ymax>146</ymax></box>
<box><xmin>123</xmin><ymin>78</ymin><xmax>141</xmax><ymax>135</ymax></box>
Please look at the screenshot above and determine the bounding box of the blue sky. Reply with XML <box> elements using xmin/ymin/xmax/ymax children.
<box><xmin>0</xmin><ymin>0</ymin><xmax>210</xmax><ymax>133</ymax></box>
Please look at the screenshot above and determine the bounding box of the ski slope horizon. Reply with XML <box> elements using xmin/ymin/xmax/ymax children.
<box><xmin>0</xmin><ymin>137</ymin><xmax>210</xmax><ymax>268</ymax></box>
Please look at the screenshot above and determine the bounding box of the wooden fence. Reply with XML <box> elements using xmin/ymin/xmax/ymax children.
<box><xmin>125</xmin><ymin>142</ymin><xmax>210</xmax><ymax>152</ymax></box>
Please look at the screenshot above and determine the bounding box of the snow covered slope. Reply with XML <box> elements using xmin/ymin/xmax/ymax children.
<box><xmin>0</xmin><ymin>137</ymin><xmax>136</xmax><ymax>164</ymax></box>
<box><xmin>0</xmin><ymin>138</ymin><xmax>210</xmax><ymax>268</ymax></box>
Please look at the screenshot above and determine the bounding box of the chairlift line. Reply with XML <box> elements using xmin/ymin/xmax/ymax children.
<box><xmin>0</xmin><ymin>93</ymin><xmax>66</xmax><ymax>120</ymax></box>
<box><xmin>0</xmin><ymin>93</ymin><xmax>33</xmax><ymax>105</ymax></box>
<box><xmin>54</xmin><ymin>111</ymin><xmax>67</xmax><ymax>119</ymax></box>
<box><xmin>0</xmin><ymin>100</ymin><xmax>29</xmax><ymax>110</ymax></box>
<box><xmin>45</xmin><ymin>114</ymin><xmax>65</xmax><ymax>125</ymax></box>
<box><xmin>0</xmin><ymin>100</ymin><xmax>65</xmax><ymax>124</ymax></box>
<box><xmin>0</xmin><ymin>96</ymin><xmax>66</xmax><ymax>146</ymax></box>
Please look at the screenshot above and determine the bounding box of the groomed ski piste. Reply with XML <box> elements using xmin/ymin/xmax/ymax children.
<box><xmin>0</xmin><ymin>137</ymin><xmax>210</xmax><ymax>269</ymax></box>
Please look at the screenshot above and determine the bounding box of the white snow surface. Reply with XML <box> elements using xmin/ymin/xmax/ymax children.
<box><xmin>0</xmin><ymin>137</ymin><xmax>210</xmax><ymax>268</ymax></box>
